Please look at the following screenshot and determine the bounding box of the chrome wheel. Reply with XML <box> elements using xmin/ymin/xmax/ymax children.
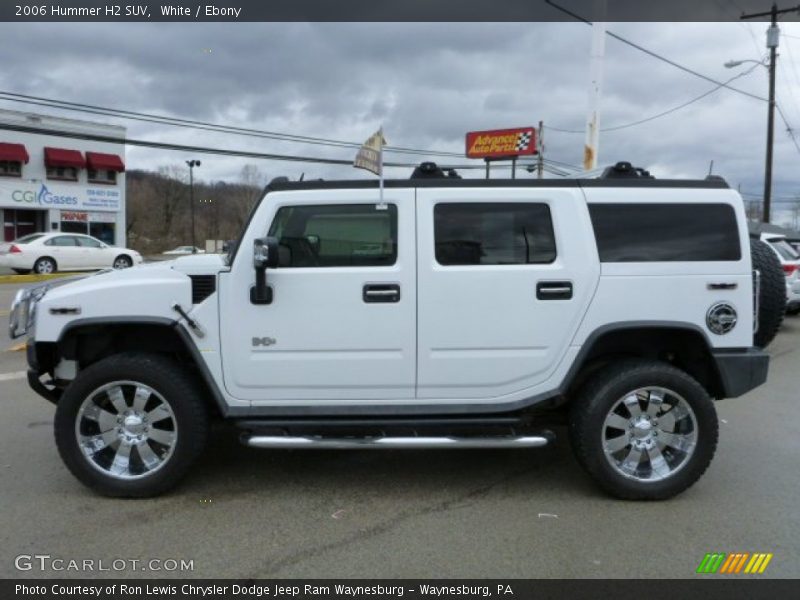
<box><xmin>75</xmin><ymin>381</ymin><xmax>178</xmax><ymax>480</ymax></box>
<box><xmin>602</xmin><ymin>386</ymin><xmax>698</xmax><ymax>482</ymax></box>
<box><xmin>113</xmin><ymin>256</ymin><xmax>132</xmax><ymax>269</ymax></box>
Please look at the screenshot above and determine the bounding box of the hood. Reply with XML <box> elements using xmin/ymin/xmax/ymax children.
<box><xmin>169</xmin><ymin>253</ymin><xmax>227</xmax><ymax>275</ymax></box>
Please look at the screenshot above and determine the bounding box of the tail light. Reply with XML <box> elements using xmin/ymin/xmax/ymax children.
<box><xmin>9</xmin><ymin>245</ymin><xmax>21</xmax><ymax>254</ymax></box>
<box><xmin>783</xmin><ymin>264</ymin><xmax>798</xmax><ymax>276</ymax></box>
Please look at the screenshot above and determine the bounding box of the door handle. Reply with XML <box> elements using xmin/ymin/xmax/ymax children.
<box><xmin>363</xmin><ymin>283</ymin><xmax>401</xmax><ymax>303</ymax></box>
<box><xmin>537</xmin><ymin>281</ymin><xmax>573</xmax><ymax>300</ymax></box>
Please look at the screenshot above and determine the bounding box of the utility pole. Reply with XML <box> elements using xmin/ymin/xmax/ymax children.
<box><xmin>537</xmin><ymin>121</ymin><xmax>544</xmax><ymax>179</ymax></box>
<box><xmin>741</xmin><ymin>2</ymin><xmax>800</xmax><ymax>223</ymax></box>
<box><xmin>583</xmin><ymin>14</ymin><xmax>606</xmax><ymax>171</ymax></box>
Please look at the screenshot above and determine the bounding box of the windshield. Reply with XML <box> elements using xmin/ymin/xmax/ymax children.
<box><xmin>13</xmin><ymin>233</ymin><xmax>46</xmax><ymax>244</ymax></box>
<box><xmin>769</xmin><ymin>239</ymin><xmax>800</xmax><ymax>261</ymax></box>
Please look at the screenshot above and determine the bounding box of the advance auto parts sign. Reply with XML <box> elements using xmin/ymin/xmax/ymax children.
<box><xmin>466</xmin><ymin>127</ymin><xmax>537</xmax><ymax>159</ymax></box>
<box><xmin>1</xmin><ymin>180</ymin><xmax>120</xmax><ymax>211</ymax></box>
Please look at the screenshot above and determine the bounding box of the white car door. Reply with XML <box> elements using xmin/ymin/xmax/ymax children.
<box><xmin>75</xmin><ymin>235</ymin><xmax>108</xmax><ymax>268</ymax></box>
<box><xmin>415</xmin><ymin>187</ymin><xmax>599</xmax><ymax>400</ymax></box>
<box><xmin>219</xmin><ymin>189</ymin><xmax>417</xmax><ymax>403</ymax></box>
<box><xmin>43</xmin><ymin>235</ymin><xmax>83</xmax><ymax>269</ymax></box>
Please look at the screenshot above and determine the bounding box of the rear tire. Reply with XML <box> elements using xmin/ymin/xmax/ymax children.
<box><xmin>54</xmin><ymin>353</ymin><xmax>209</xmax><ymax>497</ymax></box>
<box><xmin>33</xmin><ymin>257</ymin><xmax>56</xmax><ymax>274</ymax></box>
<box><xmin>569</xmin><ymin>360</ymin><xmax>718</xmax><ymax>500</ymax></box>
<box><xmin>751</xmin><ymin>238</ymin><xmax>786</xmax><ymax>348</ymax></box>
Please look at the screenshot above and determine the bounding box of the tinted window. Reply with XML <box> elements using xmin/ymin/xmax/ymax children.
<box><xmin>268</xmin><ymin>204</ymin><xmax>397</xmax><ymax>267</ymax></box>
<box><xmin>13</xmin><ymin>233</ymin><xmax>45</xmax><ymax>244</ymax></box>
<box><xmin>77</xmin><ymin>236</ymin><xmax>103</xmax><ymax>248</ymax></box>
<box><xmin>434</xmin><ymin>203</ymin><xmax>556</xmax><ymax>266</ymax></box>
<box><xmin>589</xmin><ymin>203</ymin><xmax>741</xmax><ymax>262</ymax></box>
<box><xmin>45</xmin><ymin>236</ymin><xmax>79</xmax><ymax>247</ymax></box>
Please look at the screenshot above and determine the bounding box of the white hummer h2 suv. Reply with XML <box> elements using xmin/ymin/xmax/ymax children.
<box><xmin>9</xmin><ymin>163</ymin><xmax>773</xmax><ymax>499</ymax></box>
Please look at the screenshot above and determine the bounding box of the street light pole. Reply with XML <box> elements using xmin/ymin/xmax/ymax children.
<box><xmin>186</xmin><ymin>159</ymin><xmax>201</xmax><ymax>253</ymax></box>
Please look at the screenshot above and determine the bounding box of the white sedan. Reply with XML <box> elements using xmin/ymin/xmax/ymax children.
<box><xmin>163</xmin><ymin>246</ymin><xmax>205</xmax><ymax>255</ymax></box>
<box><xmin>0</xmin><ymin>233</ymin><xmax>143</xmax><ymax>274</ymax></box>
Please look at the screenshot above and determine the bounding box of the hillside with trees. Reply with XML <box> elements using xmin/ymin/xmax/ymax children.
<box><xmin>125</xmin><ymin>165</ymin><xmax>266</xmax><ymax>253</ymax></box>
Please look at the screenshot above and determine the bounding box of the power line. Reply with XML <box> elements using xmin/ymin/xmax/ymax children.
<box><xmin>548</xmin><ymin>61</ymin><xmax>764</xmax><ymax>134</ymax></box>
<box><xmin>0</xmin><ymin>90</ymin><xmax>465</xmax><ymax>159</ymax></box>
<box><xmin>544</xmin><ymin>0</ymin><xmax>768</xmax><ymax>102</ymax></box>
<box><xmin>0</xmin><ymin>121</ymin><xmax>577</xmax><ymax>176</ymax></box>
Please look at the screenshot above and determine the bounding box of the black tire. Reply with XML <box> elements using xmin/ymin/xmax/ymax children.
<box><xmin>569</xmin><ymin>360</ymin><xmax>718</xmax><ymax>500</ymax></box>
<box><xmin>33</xmin><ymin>257</ymin><xmax>57</xmax><ymax>275</ymax></box>
<box><xmin>112</xmin><ymin>254</ymin><xmax>133</xmax><ymax>269</ymax></box>
<box><xmin>751</xmin><ymin>238</ymin><xmax>786</xmax><ymax>348</ymax></box>
<box><xmin>12</xmin><ymin>268</ymin><xmax>31</xmax><ymax>275</ymax></box>
<box><xmin>54</xmin><ymin>353</ymin><xmax>209</xmax><ymax>497</ymax></box>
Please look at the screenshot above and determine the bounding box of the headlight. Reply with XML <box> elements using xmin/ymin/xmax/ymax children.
<box><xmin>8</xmin><ymin>284</ymin><xmax>49</xmax><ymax>339</ymax></box>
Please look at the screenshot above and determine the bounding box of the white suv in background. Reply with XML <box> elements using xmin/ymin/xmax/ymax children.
<box><xmin>0</xmin><ymin>233</ymin><xmax>143</xmax><ymax>274</ymax></box>
<box><xmin>761</xmin><ymin>234</ymin><xmax>800</xmax><ymax>314</ymax></box>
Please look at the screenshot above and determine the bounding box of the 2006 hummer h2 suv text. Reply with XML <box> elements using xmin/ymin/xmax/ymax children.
<box><xmin>9</xmin><ymin>163</ymin><xmax>773</xmax><ymax>499</ymax></box>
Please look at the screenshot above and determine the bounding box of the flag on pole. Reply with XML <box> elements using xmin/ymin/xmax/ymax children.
<box><xmin>353</xmin><ymin>128</ymin><xmax>386</xmax><ymax>176</ymax></box>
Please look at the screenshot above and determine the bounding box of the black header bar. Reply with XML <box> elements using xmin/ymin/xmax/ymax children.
<box><xmin>3</xmin><ymin>0</ymin><xmax>800</xmax><ymax>23</ymax></box>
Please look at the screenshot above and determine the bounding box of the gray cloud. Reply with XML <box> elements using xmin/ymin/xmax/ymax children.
<box><xmin>2</xmin><ymin>21</ymin><xmax>800</xmax><ymax>223</ymax></box>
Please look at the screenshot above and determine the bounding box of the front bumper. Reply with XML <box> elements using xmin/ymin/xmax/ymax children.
<box><xmin>713</xmin><ymin>348</ymin><xmax>769</xmax><ymax>398</ymax></box>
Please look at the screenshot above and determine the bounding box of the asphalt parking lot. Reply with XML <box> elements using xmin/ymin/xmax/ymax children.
<box><xmin>0</xmin><ymin>280</ymin><xmax>798</xmax><ymax>580</ymax></box>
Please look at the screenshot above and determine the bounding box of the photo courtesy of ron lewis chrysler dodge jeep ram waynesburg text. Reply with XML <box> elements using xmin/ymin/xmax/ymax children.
<box><xmin>8</xmin><ymin>163</ymin><xmax>779</xmax><ymax>500</ymax></box>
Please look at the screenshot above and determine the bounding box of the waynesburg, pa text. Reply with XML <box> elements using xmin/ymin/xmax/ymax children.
<box><xmin>15</xmin><ymin>584</ymin><xmax>515</xmax><ymax>598</ymax></box>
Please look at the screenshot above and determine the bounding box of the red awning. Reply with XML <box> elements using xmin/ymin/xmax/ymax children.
<box><xmin>86</xmin><ymin>151</ymin><xmax>125</xmax><ymax>172</ymax></box>
<box><xmin>44</xmin><ymin>147</ymin><xmax>85</xmax><ymax>169</ymax></box>
<box><xmin>0</xmin><ymin>142</ymin><xmax>29</xmax><ymax>164</ymax></box>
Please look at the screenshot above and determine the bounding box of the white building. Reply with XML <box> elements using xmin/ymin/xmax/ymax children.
<box><xmin>0</xmin><ymin>109</ymin><xmax>126</xmax><ymax>245</ymax></box>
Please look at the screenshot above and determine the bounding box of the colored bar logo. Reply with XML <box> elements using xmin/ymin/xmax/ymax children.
<box><xmin>696</xmin><ymin>552</ymin><xmax>773</xmax><ymax>574</ymax></box>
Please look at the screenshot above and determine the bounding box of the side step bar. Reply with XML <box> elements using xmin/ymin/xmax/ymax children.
<box><xmin>242</xmin><ymin>434</ymin><xmax>551</xmax><ymax>450</ymax></box>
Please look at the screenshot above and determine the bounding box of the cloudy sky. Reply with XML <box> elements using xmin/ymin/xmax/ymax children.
<box><xmin>2</xmin><ymin>20</ymin><xmax>800</xmax><ymax>224</ymax></box>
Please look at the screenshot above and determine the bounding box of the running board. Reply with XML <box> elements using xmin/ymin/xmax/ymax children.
<box><xmin>242</xmin><ymin>434</ymin><xmax>551</xmax><ymax>450</ymax></box>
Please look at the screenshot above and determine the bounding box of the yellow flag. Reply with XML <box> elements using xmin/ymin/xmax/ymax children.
<box><xmin>353</xmin><ymin>128</ymin><xmax>386</xmax><ymax>176</ymax></box>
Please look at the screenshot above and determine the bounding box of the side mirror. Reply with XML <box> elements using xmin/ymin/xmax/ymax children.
<box><xmin>253</xmin><ymin>237</ymin><xmax>279</xmax><ymax>270</ymax></box>
<box><xmin>252</xmin><ymin>237</ymin><xmax>279</xmax><ymax>305</ymax></box>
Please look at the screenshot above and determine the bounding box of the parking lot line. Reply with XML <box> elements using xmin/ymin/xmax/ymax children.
<box><xmin>0</xmin><ymin>371</ymin><xmax>26</xmax><ymax>382</ymax></box>
<box><xmin>6</xmin><ymin>342</ymin><xmax>25</xmax><ymax>352</ymax></box>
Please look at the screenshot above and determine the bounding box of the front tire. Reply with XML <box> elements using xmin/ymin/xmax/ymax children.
<box><xmin>569</xmin><ymin>360</ymin><xmax>718</xmax><ymax>500</ymax></box>
<box><xmin>113</xmin><ymin>255</ymin><xmax>133</xmax><ymax>269</ymax></box>
<box><xmin>54</xmin><ymin>353</ymin><xmax>209</xmax><ymax>497</ymax></box>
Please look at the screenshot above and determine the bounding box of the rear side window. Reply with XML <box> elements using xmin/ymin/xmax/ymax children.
<box><xmin>268</xmin><ymin>204</ymin><xmax>397</xmax><ymax>267</ymax></box>
<box><xmin>45</xmin><ymin>236</ymin><xmax>79</xmax><ymax>247</ymax></box>
<box><xmin>588</xmin><ymin>203</ymin><xmax>741</xmax><ymax>262</ymax></box>
<box><xmin>434</xmin><ymin>203</ymin><xmax>556</xmax><ymax>266</ymax></box>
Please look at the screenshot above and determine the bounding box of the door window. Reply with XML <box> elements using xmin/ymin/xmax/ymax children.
<box><xmin>77</xmin><ymin>236</ymin><xmax>103</xmax><ymax>248</ymax></box>
<box><xmin>45</xmin><ymin>236</ymin><xmax>79</xmax><ymax>247</ymax></box>
<box><xmin>434</xmin><ymin>203</ymin><xmax>556</xmax><ymax>265</ymax></box>
<box><xmin>268</xmin><ymin>204</ymin><xmax>398</xmax><ymax>267</ymax></box>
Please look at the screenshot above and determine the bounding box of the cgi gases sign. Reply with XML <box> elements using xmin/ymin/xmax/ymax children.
<box><xmin>3</xmin><ymin>181</ymin><xmax>120</xmax><ymax>211</ymax></box>
<box><xmin>12</xmin><ymin>184</ymin><xmax>79</xmax><ymax>207</ymax></box>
